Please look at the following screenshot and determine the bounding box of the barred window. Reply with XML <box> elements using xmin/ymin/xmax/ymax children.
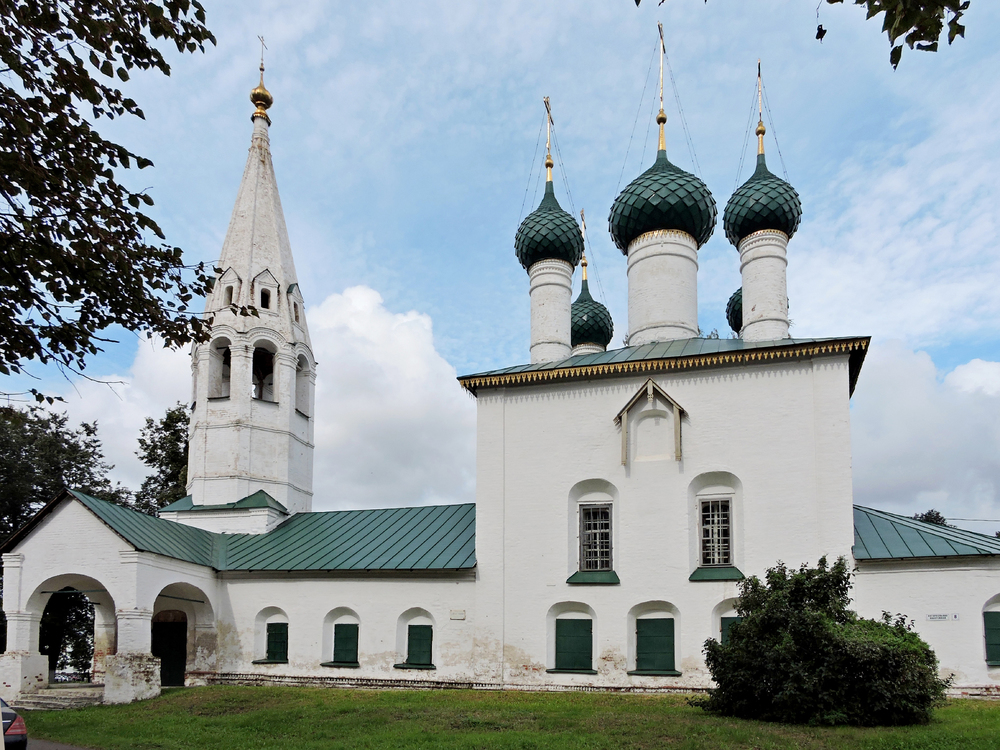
<box><xmin>701</xmin><ymin>498</ymin><xmax>731</xmax><ymax>566</ymax></box>
<box><xmin>580</xmin><ymin>504</ymin><xmax>612</xmax><ymax>571</ymax></box>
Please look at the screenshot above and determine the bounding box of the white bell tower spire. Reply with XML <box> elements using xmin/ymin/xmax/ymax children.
<box><xmin>172</xmin><ymin>55</ymin><xmax>316</xmax><ymax>533</ymax></box>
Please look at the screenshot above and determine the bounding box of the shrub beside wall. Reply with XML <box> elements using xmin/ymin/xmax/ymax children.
<box><xmin>699</xmin><ymin>556</ymin><xmax>949</xmax><ymax>726</ymax></box>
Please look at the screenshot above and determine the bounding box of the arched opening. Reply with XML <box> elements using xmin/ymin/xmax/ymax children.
<box><xmin>151</xmin><ymin>611</ymin><xmax>187</xmax><ymax>687</ymax></box>
<box><xmin>252</xmin><ymin>345</ymin><xmax>275</xmax><ymax>402</ymax></box>
<box><xmin>40</xmin><ymin>588</ymin><xmax>94</xmax><ymax>683</ymax></box>
<box><xmin>224</xmin><ymin>285</ymin><xmax>234</xmax><ymax>306</ymax></box>
<box><xmin>293</xmin><ymin>302</ymin><xmax>300</xmax><ymax>323</ymax></box>
<box><xmin>295</xmin><ymin>354</ymin><xmax>310</xmax><ymax>416</ymax></box>
<box><xmin>395</xmin><ymin>608</ymin><xmax>435</xmax><ymax>669</ymax></box>
<box><xmin>253</xmin><ymin>607</ymin><xmax>289</xmax><ymax>663</ymax></box>
<box><xmin>260</xmin><ymin>288</ymin><xmax>271</xmax><ymax>310</ymax></box>
<box><xmin>627</xmin><ymin>601</ymin><xmax>681</xmax><ymax>675</ymax></box>
<box><xmin>152</xmin><ymin>583</ymin><xmax>216</xmax><ymax>686</ymax></box>
<box><xmin>27</xmin><ymin>574</ymin><xmax>118</xmax><ymax>686</ymax></box>
<box><xmin>322</xmin><ymin>608</ymin><xmax>360</xmax><ymax>667</ymax></box>
<box><xmin>546</xmin><ymin>602</ymin><xmax>596</xmax><ymax>673</ymax></box>
<box><xmin>208</xmin><ymin>338</ymin><xmax>232</xmax><ymax>399</ymax></box>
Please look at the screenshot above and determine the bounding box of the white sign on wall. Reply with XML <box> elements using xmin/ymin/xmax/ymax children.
<box><xmin>926</xmin><ymin>614</ymin><xmax>960</xmax><ymax>621</ymax></box>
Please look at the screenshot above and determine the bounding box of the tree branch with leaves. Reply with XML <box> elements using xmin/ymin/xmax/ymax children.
<box><xmin>0</xmin><ymin>0</ymin><xmax>217</xmax><ymax>398</ymax></box>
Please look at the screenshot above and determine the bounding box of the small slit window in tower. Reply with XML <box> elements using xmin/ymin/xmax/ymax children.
<box><xmin>252</xmin><ymin>347</ymin><xmax>275</xmax><ymax>402</ymax></box>
<box><xmin>701</xmin><ymin>499</ymin><xmax>731</xmax><ymax>566</ymax></box>
<box><xmin>260</xmin><ymin>288</ymin><xmax>271</xmax><ymax>310</ymax></box>
<box><xmin>293</xmin><ymin>302</ymin><xmax>299</xmax><ymax>323</ymax></box>
<box><xmin>224</xmin><ymin>286</ymin><xmax>233</xmax><ymax>306</ymax></box>
<box><xmin>580</xmin><ymin>504</ymin><xmax>612</xmax><ymax>571</ymax></box>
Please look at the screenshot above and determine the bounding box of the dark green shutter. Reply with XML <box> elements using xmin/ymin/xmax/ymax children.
<box><xmin>636</xmin><ymin>618</ymin><xmax>674</xmax><ymax>672</ymax></box>
<box><xmin>985</xmin><ymin>612</ymin><xmax>1000</xmax><ymax>664</ymax></box>
<box><xmin>333</xmin><ymin>623</ymin><xmax>359</xmax><ymax>664</ymax></box>
<box><xmin>721</xmin><ymin>616</ymin><xmax>743</xmax><ymax>647</ymax></box>
<box><xmin>407</xmin><ymin>624</ymin><xmax>433</xmax><ymax>666</ymax></box>
<box><xmin>555</xmin><ymin>619</ymin><xmax>592</xmax><ymax>671</ymax></box>
<box><xmin>266</xmin><ymin>622</ymin><xmax>288</xmax><ymax>662</ymax></box>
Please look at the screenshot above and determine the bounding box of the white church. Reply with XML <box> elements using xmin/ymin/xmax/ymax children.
<box><xmin>3</xmin><ymin>64</ymin><xmax>1000</xmax><ymax>706</ymax></box>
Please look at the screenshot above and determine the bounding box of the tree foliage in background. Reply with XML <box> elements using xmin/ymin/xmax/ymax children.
<box><xmin>0</xmin><ymin>0</ymin><xmax>216</xmax><ymax>394</ymax></box>
<box><xmin>636</xmin><ymin>1</ymin><xmax>968</xmax><ymax>69</ymax></box>
<box><xmin>697</xmin><ymin>557</ymin><xmax>949</xmax><ymax>726</ymax></box>
<box><xmin>134</xmin><ymin>402</ymin><xmax>189</xmax><ymax>514</ymax></box>
<box><xmin>913</xmin><ymin>509</ymin><xmax>951</xmax><ymax>526</ymax></box>
<box><xmin>39</xmin><ymin>587</ymin><xmax>94</xmax><ymax>677</ymax></box>
<box><xmin>0</xmin><ymin>405</ymin><xmax>133</xmax><ymax>672</ymax></box>
<box><xmin>0</xmin><ymin>406</ymin><xmax>132</xmax><ymax>539</ymax></box>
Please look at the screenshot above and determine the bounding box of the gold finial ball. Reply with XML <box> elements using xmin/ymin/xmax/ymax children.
<box><xmin>545</xmin><ymin>155</ymin><xmax>554</xmax><ymax>169</ymax></box>
<box><xmin>755</xmin><ymin>120</ymin><xmax>766</xmax><ymax>137</ymax></box>
<box><xmin>656</xmin><ymin>109</ymin><xmax>667</xmax><ymax>125</ymax></box>
<box><xmin>581</xmin><ymin>255</ymin><xmax>588</xmax><ymax>268</ymax></box>
<box><xmin>250</xmin><ymin>65</ymin><xmax>273</xmax><ymax>111</ymax></box>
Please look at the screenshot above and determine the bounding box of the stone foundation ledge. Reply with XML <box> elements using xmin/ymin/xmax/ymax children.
<box><xmin>949</xmin><ymin>685</ymin><xmax>1000</xmax><ymax>699</ymax></box>
<box><xmin>209</xmin><ymin>672</ymin><xmax>710</xmax><ymax>694</ymax></box>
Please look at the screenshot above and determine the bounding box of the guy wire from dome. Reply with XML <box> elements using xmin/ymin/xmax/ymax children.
<box><xmin>608</xmin><ymin>25</ymin><xmax>716</xmax><ymax>253</ymax></box>
<box><xmin>513</xmin><ymin>98</ymin><xmax>583</xmax><ymax>271</ymax></box>
<box><xmin>723</xmin><ymin>63</ymin><xmax>801</xmax><ymax>247</ymax></box>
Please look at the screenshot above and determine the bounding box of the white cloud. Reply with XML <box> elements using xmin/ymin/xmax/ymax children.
<box><xmin>309</xmin><ymin>286</ymin><xmax>476</xmax><ymax>510</ymax></box>
<box><xmin>54</xmin><ymin>287</ymin><xmax>477</xmax><ymax>512</ymax></box>
<box><xmin>851</xmin><ymin>341</ymin><xmax>1000</xmax><ymax>532</ymax></box>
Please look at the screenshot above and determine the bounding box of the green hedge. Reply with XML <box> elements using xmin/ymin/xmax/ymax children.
<box><xmin>698</xmin><ymin>556</ymin><xmax>949</xmax><ymax>726</ymax></box>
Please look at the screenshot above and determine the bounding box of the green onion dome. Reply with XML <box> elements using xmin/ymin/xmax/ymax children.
<box><xmin>514</xmin><ymin>181</ymin><xmax>584</xmax><ymax>271</ymax></box>
<box><xmin>609</xmin><ymin>150</ymin><xmax>717</xmax><ymax>253</ymax></box>
<box><xmin>726</xmin><ymin>287</ymin><xmax>742</xmax><ymax>335</ymax></box>
<box><xmin>723</xmin><ymin>153</ymin><xmax>802</xmax><ymax>246</ymax></box>
<box><xmin>571</xmin><ymin>277</ymin><xmax>613</xmax><ymax>349</ymax></box>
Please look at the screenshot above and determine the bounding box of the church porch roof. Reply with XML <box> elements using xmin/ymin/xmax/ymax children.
<box><xmin>1</xmin><ymin>490</ymin><xmax>476</xmax><ymax>573</ymax></box>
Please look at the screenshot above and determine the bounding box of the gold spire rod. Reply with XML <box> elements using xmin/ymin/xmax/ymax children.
<box><xmin>543</xmin><ymin>96</ymin><xmax>554</xmax><ymax>182</ymax></box>
<box><xmin>579</xmin><ymin>209</ymin><xmax>588</xmax><ymax>280</ymax></box>
<box><xmin>756</xmin><ymin>59</ymin><xmax>766</xmax><ymax>155</ymax></box>
<box><xmin>250</xmin><ymin>35</ymin><xmax>273</xmax><ymax>124</ymax></box>
<box><xmin>657</xmin><ymin>23</ymin><xmax>667</xmax><ymax>152</ymax></box>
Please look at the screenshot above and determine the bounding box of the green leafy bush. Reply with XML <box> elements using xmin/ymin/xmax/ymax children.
<box><xmin>698</xmin><ymin>556</ymin><xmax>949</xmax><ymax>726</ymax></box>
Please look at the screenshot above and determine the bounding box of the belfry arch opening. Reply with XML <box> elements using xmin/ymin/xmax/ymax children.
<box><xmin>252</xmin><ymin>344</ymin><xmax>276</xmax><ymax>402</ymax></box>
<box><xmin>295</xmin><ymin>354</ymin><xmax>310</xmax><ymax>415</ymax></box>
<box><xmin>208</xmin><ymin>338</ymin><xmax>232</xmax><ymax>399</ymax></box>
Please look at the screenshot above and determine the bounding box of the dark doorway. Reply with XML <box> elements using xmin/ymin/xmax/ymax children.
<box><xmin>151</xmin><ymin>610</ymin><xmax>187</xmax><ymax>687</ymax></box>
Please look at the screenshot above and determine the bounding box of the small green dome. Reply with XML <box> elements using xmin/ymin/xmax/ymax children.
<box><xmin>609</xmin><ymin>150</ymin><xmax>717</xmax><ymax>253</ymax></box>
<box><xmin>571</xmin><ymin>279</ymin><xmax>613</xmax><ymax>349</ymax></box>
<box><xmin>515</xmin><ymin>182</ymin><xmax>583</xmax><ymax>271</ymax></box>
<box><xmin>723</xmin><ymin>153</ymin><xmax>802</xmax><ymax>246</ymax></box>
<box><xmin>726</xmin><ymin>287</ymin><xmax>742</xmax><ymax>335</ymax></box>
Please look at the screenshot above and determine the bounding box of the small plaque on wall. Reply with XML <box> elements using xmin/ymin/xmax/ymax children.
<box><xmin>450</xmin><ymin>610</ymin><xmax>466</xmax><ymax>620</ymax></box>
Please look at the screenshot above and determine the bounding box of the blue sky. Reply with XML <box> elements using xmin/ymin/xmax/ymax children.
<box><xmin>6</xmin><ymin>1</ymin><xmax>1000</xmax><ymax>529</ymax></box>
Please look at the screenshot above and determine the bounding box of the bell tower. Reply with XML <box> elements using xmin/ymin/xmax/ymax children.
<box><xmin>169</xmin><ymin>62</ymin><xmax>316</xmax><ymax>534</ymax></box>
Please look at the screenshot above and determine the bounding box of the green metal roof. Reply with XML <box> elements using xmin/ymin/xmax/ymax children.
<box><xmin>723</xmin><ymin>152</ymin><xmax>802</xmax><ymax>246</ymax></box>
<box><xmin>2</xmin><ymin>491</ymin><xmax>475</xmax><ymax>573</ymax></box>
<box><xmin>70</xmin><ymin>490</ymin><xmax>218</xmax><ymax>567</ymax></box>
<box><xmin>160</xmin><ymin>490</ymin><xmax>288</xmax><ymax>514</ymax></box>
<box><xmin>853</xmin><ymin>505</ymin><xmax>1000</xmax><ymax>560</ymax></box>
<box><xmin>223</xmin><ymin>503</ymin><xmax>476</xmax><ymax>571</ymax></box>
<box><xmin>459</xmin><ymin>336</ymin><xmax>870</xmax><ymax>396</ymax></box>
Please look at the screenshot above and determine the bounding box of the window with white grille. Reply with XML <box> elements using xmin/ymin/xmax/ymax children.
<box><xmin>580</xmin><ymin>504</ymin><xmax>612</xmax><ymax>571</ymax></box>
<box><xmin>701</xmin><ymin>498</ymin><xmax>731</xmax><ymax>566</ymax></box>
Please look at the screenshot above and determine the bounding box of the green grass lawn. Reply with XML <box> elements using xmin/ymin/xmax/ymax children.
<box><xmin>22</xmin><ymin>686</ymin><xmax>1000</xmax><ymax>749</ymax></box>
